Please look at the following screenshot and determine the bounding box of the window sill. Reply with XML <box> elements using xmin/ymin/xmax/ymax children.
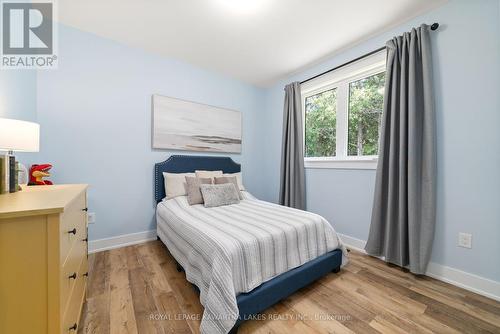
<box><xmin>304</xmin><ymin>157</ymin><xmax>378</xmax><ymax>170</ymax></box>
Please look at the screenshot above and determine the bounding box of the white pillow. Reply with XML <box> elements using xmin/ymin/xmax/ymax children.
<box><xmin>223</xmin><ymin>172</ymin><xmax>245</xmax><ymax>191</ymax></box>
<box><xmin>195</xmin><ymin>170</ymin><xmax>223</xmax><ymax>180</ymax></box>
<box><xmin>163</xmin><ymin>172</ymin><xmax>195</xmax><ymax>199</ymax></box>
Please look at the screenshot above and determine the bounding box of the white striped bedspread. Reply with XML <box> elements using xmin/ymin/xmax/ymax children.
<box><xmin>156</xmin><ymin>192</ymin><xmax>348</xmax><ymax>334</ymax></box>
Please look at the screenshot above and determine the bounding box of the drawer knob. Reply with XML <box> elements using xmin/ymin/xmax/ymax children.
<box><xmin>83</xmin><ymin>272</ymin><xmax>89</xmax><ymax>277</ymax></box>
<box><xmin>68</xmin><ymin>272</ymin><xmax>77</xmax><ymax>280</ymax></box>
<box><xmin>69</xmin><ymin>323</ymin><xmax>77</xmax><ymax>331</ymax></box>
<box><xmin>68</xmin><ymin>228</ymin><xmax>77</xmax><ymax>235</ymax></box>
<box><xmin>82</xmin><ymin>237</ymin><xmax>88</xmax><ymax>242</ymax></box>
<box><xmin>82</xmin><ymin>207</ymin><xmax>88</xmax><ymax>212</ymax></box>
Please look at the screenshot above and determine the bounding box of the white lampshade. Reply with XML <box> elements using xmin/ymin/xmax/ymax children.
<box><xmin>0</xmin><ymin>118</ymin><xmax>40</xmax><ymax>152</ymax></box>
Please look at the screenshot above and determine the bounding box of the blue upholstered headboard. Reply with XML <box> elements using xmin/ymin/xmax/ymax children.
<box><xmin>154</xmin><ymin>155</ymin><xmax>241</xmax><ymax>202</ymax></box>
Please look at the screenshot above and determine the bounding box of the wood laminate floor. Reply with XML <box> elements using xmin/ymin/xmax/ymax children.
<box><xmin>78</xmin><ymin>240</ymin><xmax>500</xmax><ymax>334</ymax></box>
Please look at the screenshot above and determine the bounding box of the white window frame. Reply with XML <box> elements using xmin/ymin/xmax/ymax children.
<box><xmin>301</xmin><ymin>50</ymin><xmax>386</xmax><ymax>170</ymax></box>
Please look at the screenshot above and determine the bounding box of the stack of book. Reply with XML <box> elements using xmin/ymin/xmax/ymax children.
<box><xmin>0</xmin><ymin>155</ymin><xmax>20</xmax><ymax>194</ymax></box>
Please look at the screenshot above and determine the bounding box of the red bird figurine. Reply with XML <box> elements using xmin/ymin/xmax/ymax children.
<box><xmin>29</xmin><ymin>164</ymin><xmax>53</xmax><ymax>185</ymax></box>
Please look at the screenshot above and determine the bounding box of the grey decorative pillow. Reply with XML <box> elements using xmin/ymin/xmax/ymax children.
<box><xmin>199</xmin><ymin>183</ymin><xmax>240</xmax><ymax>208</ymax></box>
<box><xmin>185</xmin><ymin>177</ymin><xmax>212</xmax><ymax>205</ymax></box>
<box><xmin>214</xmin><ymin>176</ymin><xmax>243</xmax><ymax>200</ymax></box>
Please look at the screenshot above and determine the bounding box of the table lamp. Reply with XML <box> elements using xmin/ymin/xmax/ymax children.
<box><xmin>0</xmin><ymin>118</ymin><xmax>40</xmax><ymax>193</ymax></box>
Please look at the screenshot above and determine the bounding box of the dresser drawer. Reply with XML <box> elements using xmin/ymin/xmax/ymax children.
<box><xmin>60</xmin><ymin>192</ymin><xmax>87</xmax><ymax>265</ymax></box>
<box><xmin>60</xmin><ymin>236</ymin><xmax>88</xmax><ymax>317</ymax></box>
<box><xmin>62</xmin><ymin>257</ymin><xmax>87</xmax><ymax>334</ymax></box>
<box><xmin>60</xmin><ymin>221</ymin><xmax>87</xmax><ymax>267</ymax></box>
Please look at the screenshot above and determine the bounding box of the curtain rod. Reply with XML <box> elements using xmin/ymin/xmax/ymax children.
<box><xmin>300</xmin><ymin>23</ymin><xmax>439</xmax><ymax>85</ymax></box>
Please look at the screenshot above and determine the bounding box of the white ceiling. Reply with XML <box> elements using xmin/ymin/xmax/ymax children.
<box><xmin>58</xmin><ymin>0</ymin><xmax>447</xmax><ymax>86</ymax></box>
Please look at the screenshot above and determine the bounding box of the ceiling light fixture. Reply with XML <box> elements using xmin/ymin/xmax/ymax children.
<box><xmin>215</xmin><ymin>0</ymin><xmax>266</xmax><ymax>14</ymax></box>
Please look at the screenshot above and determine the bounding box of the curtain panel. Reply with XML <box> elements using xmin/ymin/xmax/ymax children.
<box><xmin>279</xmin><ymin>82</ymin><xmax>306</xmax><ymax>210</ymax></box>
<box><xmin>365</xmin><ymin>24</ymin><xmax>437</xmax><ymax>274</ymax></box>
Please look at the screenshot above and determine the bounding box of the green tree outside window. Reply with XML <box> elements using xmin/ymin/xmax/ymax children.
<box><xmin>305</xmin><ymin>89</ymin><xmax>337</xmax><ymax>157</ymax></box>
<box><xmin>348</xmin><ymin>72</ymin><xmax>385</xmax><ymax>156</ymax></box>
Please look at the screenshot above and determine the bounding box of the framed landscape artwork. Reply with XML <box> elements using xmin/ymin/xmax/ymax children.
<box><xmin>152</xmin><ymin>95</ymin><xmax>242</xmax><ymax>153</ymax></box>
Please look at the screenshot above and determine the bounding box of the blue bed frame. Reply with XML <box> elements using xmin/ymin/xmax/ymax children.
<box><xmin>154</xmin><ymin>155</ymin><xmax>343</xmax><ymax>333</ymax></box>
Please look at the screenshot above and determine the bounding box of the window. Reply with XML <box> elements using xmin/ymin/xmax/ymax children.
<box><xmin>301</xmin><ymin>51</ymin><xmax>386</xmax><ymax>169</ymax></box>
<box><xmin>305</xmin><ymin>89</ymin><xmax>337</xmax><ymax>157</ymax></box>
<box><xmin>347</xmin><ymin>72</ymin><xmax>385</xmax><ymax>156</ymax></box>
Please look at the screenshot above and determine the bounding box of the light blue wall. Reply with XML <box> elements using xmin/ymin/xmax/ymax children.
<box><xmin>0</xmin><ymin>70</ymin><xmax>37</xmax><ymax>121</ymax></box>
<box><xmin>262</xmin><ymin>0</ymin><xmax>500</xmax><ymax>281</ymax></box>
<box><xmin>27</xmin><ymin>25</ymin><xmax>266</xmax><ymax>241</ymax></box>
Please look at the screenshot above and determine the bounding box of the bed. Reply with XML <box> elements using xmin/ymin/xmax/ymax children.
<box><xmin>154</xmin><ymin>155</ymin><xmax>347</xmax><ymax>334</ymax></box>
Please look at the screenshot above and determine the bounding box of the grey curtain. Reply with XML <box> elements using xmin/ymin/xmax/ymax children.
<box><xmin>279</xmin><ymin>82</ymin><xmax>306</xmax><ymax>210</ymax></box>
<box><xmin>365</xmin><ymin>24</ymin><xmax>436</xmax><ymax>274</ymax></box>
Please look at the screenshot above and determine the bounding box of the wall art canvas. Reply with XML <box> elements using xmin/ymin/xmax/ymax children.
<box><xmin>152</xmin><ymin>95</ymin><xmax>242</xmax><ymax>153</ymax></box>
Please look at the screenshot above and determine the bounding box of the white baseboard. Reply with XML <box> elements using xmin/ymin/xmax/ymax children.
<box><xmin>338</xmin><ymin>233</ymin><xmax>367</xmax><ymax>253</ymax></box>
<box><xmin>88</xmin><ymin>230</ymin><xmax>157</xmax><ymax>254</ymax></box>
<box><xmin>338</xmin><ymin>233</ymin><xmax>500</xmax><ymax>302</ymax></box>
<box><xmin>425</xmin><ymin>263</ymin><xmax>500</xmax><ymax>302</ymax></box>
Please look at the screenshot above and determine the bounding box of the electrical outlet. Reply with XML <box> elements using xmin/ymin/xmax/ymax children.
<box><xmin>458</xmin><ymin>232</ymin><xmax>472</xmax><ymax>248</ymax></box>
<box><xmin>87</xmin><ymin>212</ymin><xmax>96</xmax><ymax>224</ymax></box>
